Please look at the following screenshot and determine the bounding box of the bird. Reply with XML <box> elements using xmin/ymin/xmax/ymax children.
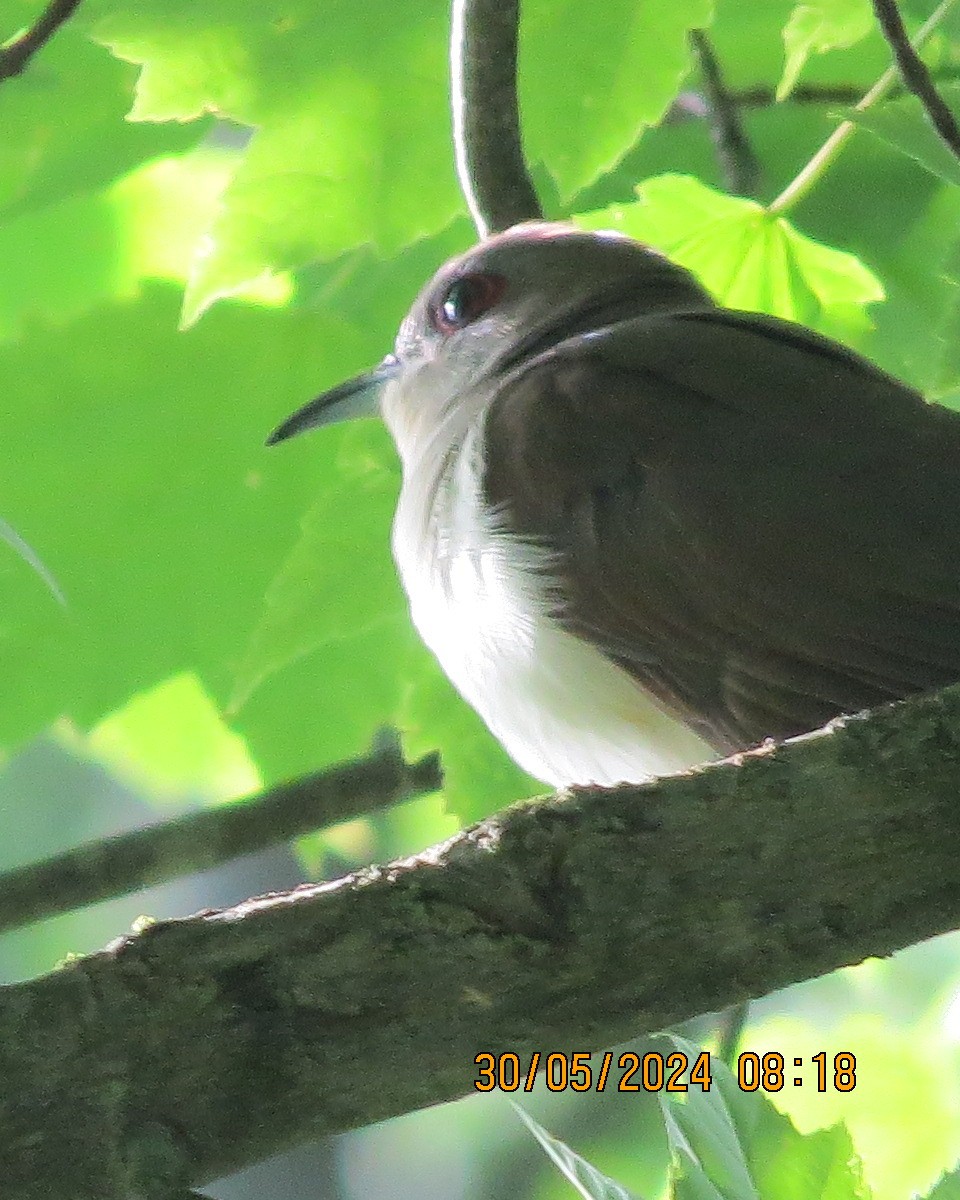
<box><xmin>268</xmin><ymin>221</ymin><xmax>960</xmax><ymax>788</ymax></box>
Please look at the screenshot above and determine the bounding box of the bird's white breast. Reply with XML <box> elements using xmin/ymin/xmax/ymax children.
<box><xmin>390</xmin><ymin>421</ymin><xmax>711</xmax><ymax>787</ymax></box>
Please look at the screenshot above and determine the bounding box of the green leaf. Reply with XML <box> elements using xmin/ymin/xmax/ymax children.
<box><xmin>89</xmin><ymin>0</ymin><xmax>729</xmax><ymax>317</ymax></box>
<box><xmin>920</xmin><ymin>201</ymin><xmax>960</xmax><ymax>395</ymax></box>
<box><xmin>0</xmin><ymin>285</ymin><xmax>364</xmax><ymax>758</ymax></box>
<box><xmin>230</xmin><ymin>424</ymin><xmax>406</xmax><ymax>713</ymax></box>
<box><xmin>659</xmin><ymin>1035</ymin><xmax>871</xmax><ymax>1200</ymax></box>
<box><xmin>90</xmin><ymin>0</ymin><xmax>462</xmax><ymax>322</ymax></box>
<box><xmin>0</xmin><ymin>147</ymin><xmax>279</xmax><ymax>341</ymax></box>
<box><xmin>521</xmin><ymin>0</ymin><xmax>714</xmax><ymax>201</ymax></box>
<box><xmin>84</xmin><ymin>672</ymin><xmax>260</xmax><ymax>801</ymax></box>
<box><xmin>926</xmin><ymin>1167</ymin><xmax>960</xmax><ymax>1200</ymax></box>
<box><xmin>0</xmin><ymin>169</ymin><xmax>532</xmax><ymax>815</ymax></box>
<box><xmin>0</xmin><ymin>27</ymin><xmax>204</xmax><ymax>223</ymax></box>
<box><xmin>580</xmin><ymin>174</ymin><xmax>884</xmax><ymax>344</ymax></box>
<box><xmin>515</xmin><ymin>1104</ymin><xmax>641</xmax><ymax>1200</ymax></box>
<box><xmin>778</xmin><ymin>0</ymin><xmax>874</xmax><ymax>99</ymax></box>
<box><xmin>847</xmin><ymin>83</ymin><xmax>960</xmax><ymax>189</ymax></box>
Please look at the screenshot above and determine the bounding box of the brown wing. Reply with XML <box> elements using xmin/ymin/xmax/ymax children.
<box><xmin>482</xmin><ymin>307</ymin><xmax>960</xmax><ymax>752</ymax></box>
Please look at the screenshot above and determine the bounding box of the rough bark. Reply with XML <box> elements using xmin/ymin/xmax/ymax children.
<box><xmin>4</xmin><ymin>682</ymin><xmax>960</xmax><ymax>1197</ymax></box>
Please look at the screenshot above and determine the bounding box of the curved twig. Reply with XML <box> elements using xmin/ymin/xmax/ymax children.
<box><xmin>0</xmin><ymin>0</ymin><xmax>83</xmax><ymax>83</ymax></box>
<box><xmin>872</xmin><ymin>0</ymin><xmax>960</xmax><ymax>161</ymax></box>
<box><xmin>450</xmin><ymin>0</ymin><xmax>543</xmax><ymax>237</ymax></box>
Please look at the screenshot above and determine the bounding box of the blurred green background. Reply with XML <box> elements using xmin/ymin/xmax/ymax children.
<box><xmin>3</xmin><ymin>0</ymin><xmax>960</xmax><ymax>1195</ymax></box>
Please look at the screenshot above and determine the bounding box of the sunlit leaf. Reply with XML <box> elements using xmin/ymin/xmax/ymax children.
<box><xmin>0</xmin><ymin>147</ymin><xmax>289</xmax><ymax>342</ymax></box>
<box><xmin>0</xmin><ymin>26</ymin><xmax>204</xmax><ymax>223</ymax></box>
<box><xmin>90</xmin><ymin>0</ymin><xmax>461</xmax><ymax>322</ymax></box>
<box><xmin>748</xmin><ymin>1006</ymin><xmax>960</xmax><ymax>1200</ymax></box>
<box><xmin>87</xmin><ymin>0</ymin><xmax>731</xmax><ymax>317</ymax></box>
<box><xmin>580</xmin><ymin>174</ymin><xmax>883</xmax><ymax>344</ymax></box>
<box><xmin>778</xmin><ymin>0</ymin><xmax>874</xmax><ymax>99</ymax></box>
<box><xmin>83</xmin><ymin>672</ymin><xmax>260</xmax><ymax>802</ymax></box>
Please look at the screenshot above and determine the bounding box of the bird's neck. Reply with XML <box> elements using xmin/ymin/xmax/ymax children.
<box><xmin>390</xmin><ymin>410</ymin><xmax>486</xmax><ymax>586</ymax></box>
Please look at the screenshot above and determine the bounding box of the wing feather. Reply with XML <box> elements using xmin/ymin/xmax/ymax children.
<box><xmin>482</xmin><ymin>308</ymin><xmax>960</xmax><ymax>751</ymax></box>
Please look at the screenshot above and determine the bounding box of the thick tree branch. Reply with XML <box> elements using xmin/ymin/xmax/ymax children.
<box><xmin>450</xmin><ymin>0</ymin><xmax>543</xmax><ymax>236</ymax></box>
<box><xmin>0</xmin><ymin>0</ymin><xmax>82</xmax><ymax>83</ymax></box>
<box><xmin>689</xmin><ymin>30</ymin><xmax>761</xmax><ymax>196</ymax></box>
<box><xmin>6</xmin><ymin>681</ymin><xmax>960</xmax><ymax>1197</ymax></box>
<box><xmin>0</xmin><ymin>729</ymin><xmax>441</xmax><ymax>934</ymax></box>
<box><xmin>872</xmin><ymin>0</ymin><xmax>960</xmax><ymax>161</ymax></box>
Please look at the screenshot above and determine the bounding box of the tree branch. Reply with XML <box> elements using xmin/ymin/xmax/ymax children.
<box><xmin>872</xmin><ymin>0</ymin><xmax>960</xmax><ymax>161</ymax></box>
<box><xmin>0</xmin><ymin>0</ymin><xmax>83</xmax><ymax>83</ymax></box>
<box><xmin>0</xmin><ymin>728</ymin><xmax>442</xmax><ymax>934</ymax></box>
<box><xmin>450</xmin><ymin>0</ymin><xmax>543</xmax><ymax>236</ymax></box>
<box><xmin>733</xmin><ymin>83</ymin><xmax>865</xmax><ymax>107</ymax></box>
<box><xmin>688</xmin><ymin>30</ymin><xmax>761</xmax><ymax>196</ymax></box>
<box><xmin>6</xmin><ymin>680</ymin><xmax>960</xmax><ymax>1196</ymax></box>
<box><xmin>664</xmin><ymin>76</ymin><xmax>960</xmax><ymax>125</ymax></box>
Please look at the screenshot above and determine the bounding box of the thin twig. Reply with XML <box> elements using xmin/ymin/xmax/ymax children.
<box><xmin>769</xmin><ymin>0</ymin><xmax>957</xmax><ymax>214</ymax></box>
<box><xmin>450</xmin><ymin>0</ymin><xmax>543</xmax><ymax>236</ymax></box>
<box><xmin>666</xmin><ymin>85</ymin><xmax>861</xmax><ymax>126</ymax></box>
<box><xmin>741</xmin><ymin>83</ymin><xmax>866</xmax><ymax>107</ymax></box>
<box><xmin>689</xmin><ymin>30</ymin><xmax>761</xmax><ymax>196</ymax></box>
<box><xmin>0</xmin><ymin>728</ymin><xmax>442</xmax><ymax>934</ymax></box>
<box><xmin>0</xmin><ymin>0</ymin><xmax>83</xmax><ymax>83</ymax></box>
<box><xmin>872</xmin><ymin>0</ymin><xmax>960</xmax><ymax>159</ymax></box>
<box><xmin>666</xmin><ymin>76</ymin><xmax>960</xmax><ymax>124</ymax></box>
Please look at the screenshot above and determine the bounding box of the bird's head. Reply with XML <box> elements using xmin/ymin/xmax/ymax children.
<box><xmin>268</xmin><ymin>222</ymin><xmax>713</xmax><ymax>462</ymax></box>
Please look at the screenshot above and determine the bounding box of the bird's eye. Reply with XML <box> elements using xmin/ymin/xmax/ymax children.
<box><xmin>431</xmin><ymin>272</ymin><xmax>506</xmax><ymax>334</ymax></box>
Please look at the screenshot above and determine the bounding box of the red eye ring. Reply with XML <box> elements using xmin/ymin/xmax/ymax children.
<box><xmin>430</xmin><ymin>271</ymin><xmax>506</xmax><ymax>334</ymax></box>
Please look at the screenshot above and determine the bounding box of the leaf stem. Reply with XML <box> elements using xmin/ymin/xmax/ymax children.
<box><xmin>768</xmin><ymin>0</ymin><xmax>957</xmax><ymax>215</ymax></box>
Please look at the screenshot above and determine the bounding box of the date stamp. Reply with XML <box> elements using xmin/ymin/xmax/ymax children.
<box><xmin>473</xmin><ymin>1050</ymin><xmax>856</xmax><ymax>1093</ymax></box>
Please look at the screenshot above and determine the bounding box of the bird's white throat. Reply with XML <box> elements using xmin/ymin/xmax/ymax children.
<box><xmin>388</xmin><ymin>410</ymin><xmax>712</xmax><ymax>788</ymax></box>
